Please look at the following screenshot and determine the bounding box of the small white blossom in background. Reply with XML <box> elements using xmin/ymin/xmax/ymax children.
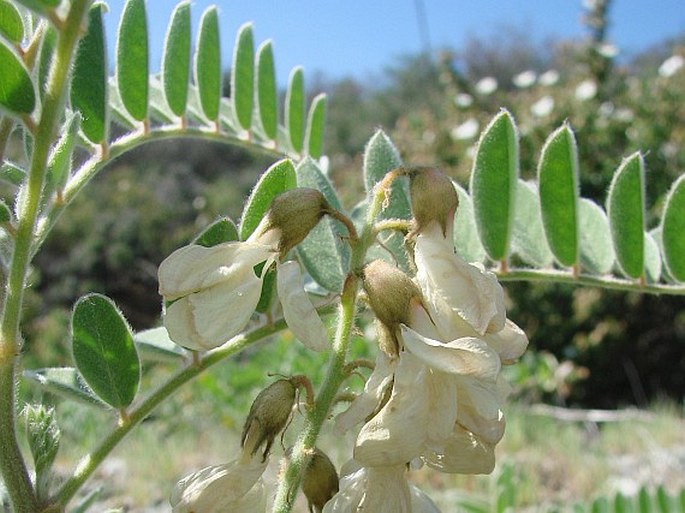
<box><xmin>450</xmin><ymin>118</ymin><xmax>480</xmax><ymax>140</ymax></box>
<box><xmin>531</xmin><ymin>96</ymin><xmax>555</xmax><ymax>117</ymax></box>
<box><xmin>596</xmin><ymin>42</ymin><xmax>619</xmax><ymax>59</ymax></box>
<box><xmin>659</xmin><ymin>54</ymin><xmax>684</xmax><ymax>78</ymax></box>
<box><xmin>454</xmin><ymin>93</ymin><xmax>474</xmax><ymax>108</ymax></box>
<box><xmin>512</xmin><ymin>70</ymin><xmax>537</xmax><ymax>89</ymax></box>
<box><xmin>575</xmin><ymin>79</ymin><xmax>598</xmax><ymax>101</ymax></box>
<box><xmin>475</xmin><ymin>77</ymin><xmax>498</xmax><ymax>95</ymax></box>
<box><xmin>538</xmin><ymin>69</ymin><xmax>560</xmax><ymax>87</ymax></box>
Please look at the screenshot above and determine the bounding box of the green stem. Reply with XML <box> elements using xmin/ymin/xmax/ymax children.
<box><xmin>53</xmin><ymin>320</ymin><xmax>285</xmax><ymax>510</ymax></box>
<box><xmin>271</xmin><ymin>275</ymin><xmax>359</xmax><ymax>513</ymax></box>
<box><xmin>0</xmin><ymin>3</ymin><xmax>91</xmax><ymax>512</ymax></box>
<box><xmin>498</xmin><ymin>268</ymin><xmax>685</xmax><ymax>296</ymax></box>
<box><xmin>33</xmin><ymin>127</ymin><xmax>286</xmax><ymax>251</ymax></box>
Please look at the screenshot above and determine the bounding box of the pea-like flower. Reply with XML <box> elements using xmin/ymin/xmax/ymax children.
<box><xmin>158</xmin><ymin>188</ymin><xmax>332</xmax><ymax>351</ymax></box>
<box><xmin>170</xmin><ymin>457</ymin><xmax>267</xmax><ymax>513</ymax></box>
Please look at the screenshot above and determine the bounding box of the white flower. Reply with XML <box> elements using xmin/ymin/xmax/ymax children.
<box><xmin>159</xmin><ymin>220</ymin><xmax>327</xmax><ymax>351</ymax></box>
<box><xmin>454</xmin><ymin>93</ymin><xmax>474</xmax><ymax>108</ymax></box>
<box><xmin>531</xmin><ymin>96</ymin><xmax>554</xmax><ymax>117</ymax></box>
<box><xmin>475</xmin><ymin>77</ymin><xmax>498</xmax><ymax>95</ymax></box>
<box><xmin>575</xmin><ymin>80</ymin><xmax>597</xmax><ymax>101</ymax></box>
<box><xmin>322</xmin><ymin>465</ymin><xmax>440</xmax><ymax>513</ymax></box>
<box><xmin>659</xmin><ymin>55</ymin><xmax>684</xmax><ymax>78</ymax></box>
<box><xmin>170</xmin><ymin>457</ymin><xmax>267</xmax><ymax>513</ymax></box>
<box><xmin>513</xmin><ymin>70</ymin><xmax>537</xmax><ymax>89</ymax></box>
<box><xmin>451</xmin><ymin>118</ymin><xmax>479</xmax><ymax>141</ymax></box>
<box><xmin>538</xmin><ymin>70</ymin><xmax>560</xmax><ymax>87</ymax></box>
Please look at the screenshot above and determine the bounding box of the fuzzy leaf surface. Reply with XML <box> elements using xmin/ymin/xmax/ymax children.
<box><xmin>231</xmin><ymin>22</ymin><xmax>254</xmax><ymax>131</ymax></box>
<box><xmin>256</xmin><ymin>40</ymin><xmax>277</xmax><ymax>139</ymax></box>
<box><xmin>578</xmin><ymin>198</ymin><xmax>615</xmax><ymax>275</ymax></box>
<box><xmin>162</xmin><ymin>1</ymin><xmax>191</xmax><ymax>117</ymax></box>
<box><xmin>305</xmin><ymin>93</ymin><xmax>326</xmax><ymax>158</ymax></box>
<box><xmin>286</xmin><ymin>67</ymin><xmax>305</xmax><ymax>153</ymax></box>
<box><xmin>0</xmin><ymin>39</ymin><xmax>35</xmax><ymax>115</ymax></box>
<box><xmin>661</xmin><ymin>175</ymin><xmax>685</xmax><ymax>281</ymax></box>
<box><xmin>0</xmin><ymin>0</ymin><xmax>23</xmax><ymax>43</ymax></box>
<box><xmin>194</xmin><ymin>7</ymin><xmax>220</xmax><ymax>121</ymax></box>
<box><xmin>116</xmin><ymin>0</ymin><xmax>149</xmax><ymax>121</ymax></box>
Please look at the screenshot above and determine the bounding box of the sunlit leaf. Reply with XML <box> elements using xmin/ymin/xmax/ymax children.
<box><xmin>286</xmin><ymin>67</ymin><xmax>305</xmax><ymax>153</ymax></box>
<box><xmin>0</xmin><ymin>39</ymin><xmax>35</xmax><ymax>115</ymax></box>
<box><xmin>37</xmin><ymin>24</ymin><xmax>56</xmax><ymax>98</ymax></box>
<box><xmin>256</xmin><ymin>40</ymin><xmax>277</xmax><ymax>140</ymax></box>
<box><xmin>578</xmin><ymin>198</ymin><xmax>615</xmax><ymax>275</ymax></box>
<box><xmin>512</xmin><ymin>180</ymin><xmax>554</xmax><ymax>267</ymax></box>
<box><xmin>538</xmin><ymin>124</ymin><xmax>579</xmax><ymax>267</ymax></box>
<box><xmin>453</xmin><ymin>182</ymin><xmax>487</xmax><ymax>264</ymax></box>
<box><xmin>296</xmin><ymin>158</ymin><xmax>349</xmax><ymax>291</ymax></box>
<box><xmin>162</xmin><ymin>0</ymin><xmax>191</xmax><ymax>118</ymax></box>
<box><xmin>607</xmin><ymin>152</ymin><xmax>645</xmax><ymax>279</ymax></box>
<box><xmin>661</xmin><ymin>174</ymin><xmax>685</xmax><ymax>282</ymax></box>
<box><xmin>71</xmin><ymin>3</ymin><xmax>107</xmax><ymax>143</ymax></box>
<box><xmin>193</xmin><ymin>217</ymin><xmax>239</xmax><ymax>247</ymax></box>
<box><xmin>470</xmin><ymin>109</ymin><xmax>518</xmax><ymax>263</ymax></box>
<box><xmin>134</xmin><ymin>327</ymin><xmax>188</xmax><ymax>363</ymax></box>
<box><xmin>305</xmin><ymin>93</ymin><xmax>326</xmax><ymax>158</ymax></box>
<box><xmin>194</xmin><ymin>6</ymin><xmax>220</xmax><ymax>122</ymax></box>
<box><xmin>644</xmin><ymin>231</ymin><xmax>661</xmax><ymax>283</ymax></box>
<box><xmin>46</xmin><ymin>111</ymin><xmax>79</xmax><ymax>193</ymax></box>
<box><xmin>231</xmin><ymin>22</ymin><xmax>254</xmax><ymax>131</ymax></box>
<box><xmin>71</xmin><ymin>294</ymin><xmax>140</xmax><ymax>409</ymax></box>
<box><xmin>23</xmin><ymin>368</ymin><xmax>107</xmax><ymax>408</ymax></box>
<box><xmin>0</xmin><ymin>0</ymin><xmax>24</xmax><ymax>43</ymax></box>
<box><xmin>239</xmin><ymin>159</ymin><xmax>297</xmax><ymax>240</ymax></box>
<box><xmin>116</xmin><ymin>0</ymin><xmax>149</xmax><ymax>122</ymax></box>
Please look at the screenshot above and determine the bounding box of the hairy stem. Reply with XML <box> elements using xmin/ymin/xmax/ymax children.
<box><xmin>0</xmin><ymin>3</ymin><xmax>91</xmax><ymax>512</ymax></box>
<box><xmin>53</xmin><ymin>320</ymin><xmax>285</xmax><ymax>509</ymax></box>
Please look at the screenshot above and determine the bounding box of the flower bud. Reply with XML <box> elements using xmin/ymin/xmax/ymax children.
<box><xmin>362</xmin><ymin>259</ymin><xmax>423</xmax><ymax>356</ymax></box>
<box><xmin>241</xmin><ymin>379</ymin><xmax>297</xmax><ymax>462</ymax></box>
<box><xmin>409</xmin><ymin>167</ymin><xmax>458</xmax><ymax>238</ymax></box>
<box><xmin>255</xmin><ymin>188</ymin><xmax>331</xmax><ymax>258</ymax></box>
<box><xmin>300</xmin><ymin>447</ymin><xmax>340</xmax><ymax>513</ymax></box>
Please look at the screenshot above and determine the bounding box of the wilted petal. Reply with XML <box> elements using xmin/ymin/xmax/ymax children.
<box><xmin>410</xmin><ymin>486</ymin><xmax>443</xmax><ymax>513</ymax></box>
<box><xmin>355</xmin><ymin>354</ymin><xmax>430</xmax><ymax>466</ymax></box>
<box><xmin>159</xmin><ymin>242</ymin><xmax>273</xmax><ymax>299</ymax></box>
<box><xmin>424</xmin><ymin>370</ymin><xmax>459</xmax><ymax>448</ymax></box>
<box><xmin>335</xmin><ymin>352</ymin><xmax>396</xmax><ymax>434</ymax></box>
<box><xmin>484</xmin><ymin>319</ymin><xmax>528</xmax><ymax>363</ymax></box>
<box><xmin>456</xmin><ymin>379</ymin><xmax>506</xmax><ymax>444</ymax></box>
<box><xmin>277</xmin><ymin>260</ymin><xmax>329</xmax><ymax>352</ymax></box>
<box><xmin>401</xmin><ymin>326</ymin><xmax>501</xmax><ymax>381</ymax></box>
<box><xmin>322</xmin><ymin>465</ymin><xmax>411</xmax><ymax>513</ymax></box>
<box><xmin>414</xmin><ymin>227</ymin><xmax>505</xmax><ymax>335</ymax></box>
<box><xmin>170</xmin><ymin>458</ymin><xmax>267</xmax><ymax>513</ymax></box>
<box><xmin>165</xmin><ymin>269</ymin><xmax>263</xmax><ymax>350</ymax></box>
<box><xmin>422</xmin><ymin>425</ymin><xmax>496</xmax><ymax>474</ymax></box>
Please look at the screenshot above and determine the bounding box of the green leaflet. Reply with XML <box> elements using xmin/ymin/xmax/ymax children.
<box><xmin>538</xmin><ymin>124</ymin><xmax>579</xmax><ymax>267</ymax></box>
<box><xmin>231</xmin><ymin>22</ymin><xmax>255</xmax><ymax>131</ymax></box>
<box><xmin>305</xmin><ymin>93</ymin><xmax>327</xmax><ymax>158</ymax></box>
<box><xmin>296</xmin><ymin>158</ymin><xmax>349</xmax><ymax>292</ymax></box>
<box><xmin>193</xmin><ymin>217</ymin><xmax>239</xmax><ymax>247</ymax></box>
<box><xmin>133</xmin><ymin>327</ymin><xmax>187</xmax><ymax>363</ymax></box>
<box><xmin>71</xmin><ymin>293</ymin><xmax>140</xmax><ymax>409</ymax></box>
<box><xmin>256</xmin><ymin>40</ymin><xmax>277</xmax><ymax>140</ymax></box>
<box><xmin>512</xmin><ymin>180</ymin><xmax>554</xmax><ymax>268</ymax></box>
<box><xmin>194</xmin><ymin>6</ymin><xmax>221</xmax><ymax>122</ymax></box>
<box><xmin>607</xmin><ymin>152</ymin><xmax>645</xmax><ymax>279</ymax></box>
<box><xmin>286</xmin><ymin>66</ymin><xmax>305</xmax><ymax>153</ymax></box>
<box><xmin>23</xmin><ymin>368</ymin><xmax>107</xmax><ymax>408</ymax></box>
<box><xmin>46</xmin><ymin>111</ymin><xmax>79</xmax><ymax>193</ymax></box>
<box><xmin>0</xmin><ymin>199</ymin><xmax>12</xmax><ymax>223</ymax></box>
<box><xmin>0</xmin><ymin>0</ymin><xmax>23</xmax><ymax>43</ymax></box>
<box><xmin>661</xmin><ymin>174</ymin><xmax>685</xmax><ymax>282</ymax></box>
<box><xmin>453</xmin><ymin>182</ymin><xmax>487</xmax><ymax>264</ymax></box>
<box><xmin>0</xmin><ymin>39</ymin><xmax>35</xmax><ymax>115</ymax></box>
<box><xmin>239</xmin><ymin>159</ymin><xmax>297</xmax><ymax>240</ymax></box>
<box><xmin>116</xmin><ymin>0</ymin><xmax>149</xmax><ymax>122</ymax></box>
<box><xmin>71</xmin><ymin>3</ymin><xmax>107</xmax><ymax>144</ymax></box>
<box><xmin>644</xmin><ymin>231</ymin><xmax>662</xmax><ymax>283</ymax></box>
<box><xmin>162</xmin><ymin>1</ymin><xmax>191</xmax><ymax>118</ymax></box>
<box><xmin>578</xmin><ymin>198</ymin><xmax>615</xmax><ymax>275</ymax></box>
<box><xmin>470</xmin><ymin>110</ymin><xmax>518</xmax><ymax>263</ymax></box>
<box><xmin>12</xmin><ymin>0</ymin><xmax>58</xmax><ymax>17</ymax></box>
<box><xmin>37</xmin><ymin>24</ymin><xmax>56</xmax><ymax>98</ymax></box>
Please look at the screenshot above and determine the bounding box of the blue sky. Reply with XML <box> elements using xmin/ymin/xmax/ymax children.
<box><xmin>102</xmin><ymin>1</ymin><xmax>685</xmax><ymax>81</ymax></box>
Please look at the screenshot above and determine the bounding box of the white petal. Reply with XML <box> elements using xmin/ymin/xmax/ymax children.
<box><xmin>401</xmin><ymin>326</ymin><xmax>501</xmax><ymax>381</ymax></box>
<box><xmin>422</xmin><ymin>425</ymin><xmax>496</xmax><ymax>474</ymax></box>
<box><xmin>354</xmin><ymin>354</ymin><xmax>430</xmax><ymax>466</ymax></box>
<box><xmin>410</xmin><ymin>485</ymin><xmax>443</xmax><ymax>513</ymax></box>
<box><xmin>164</xmin><ymin>269</ymin><xmax>262</xmax><ymax>350</ymax></box>
<box><xmin>414</xmin><ymin>229</ymin><xmax>505</xmax><ymax>335</ymax></box>
<box><xmin>277</xmin><ymin>261</ymin><xmax>329</xmax><ymax>352</ymax></box>
<box><xmin>425</xmin><ymin>371</ymin><xmax>459</xmax><ymax>447</ymax></box>
<box><xmin>171</xmin><ymin>458</ymin><xmax>267</xmax><ymax>513</ymax></box>
<box><xmin>334</xmin><ymin>352</ymin><xmax>396</xmax><ymax>434</ymax></box>
<box><xmin>322</xmin><ymin>466</ymin><xmax>411</xmax><ymax>513</ymax></box>
<box><xmin>455</xmin><ymin>377</ymin><xmax>506</xmax><ymax>444</ymax></box>
<box><xmin>484</xmin><ymin>319</ymin><xmax>529</xmax><ymax>363</ymax></box>
<box><xmin>159</xmin><ymin>242</ymin><xmax>274</xmax><ymax>299</ymax></box>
